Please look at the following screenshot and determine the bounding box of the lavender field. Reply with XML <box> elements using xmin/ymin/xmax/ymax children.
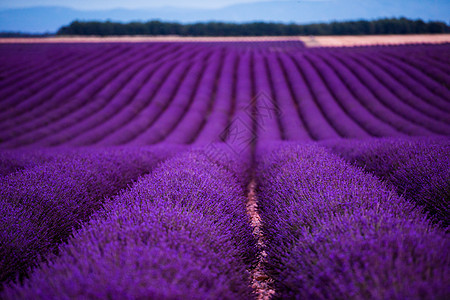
<box><xmin>0</xmin><ymin>40</ymin><xmax>449</xmax><ymax>299</ymax></box>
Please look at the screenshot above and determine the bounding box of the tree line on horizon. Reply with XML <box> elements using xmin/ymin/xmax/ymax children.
<box><xmin>55</xmin><ymin>18</ymin><xmax>450</xmax><ymax>36</ymax></box>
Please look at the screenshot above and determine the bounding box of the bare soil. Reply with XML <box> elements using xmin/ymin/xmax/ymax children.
<box><xmin>1</xmin><ymin>34</ymin><xmax>449</xmax><ymax>47</ymax></box>
<box><xmin>247</xmin><ymin>180</ymin><xmax>275</xmax><ymax>300</ymax></box>
<box><xmin>300</xmin><ymin>34</ymin><xmax>450</xmax><ymax>47</ymax></box>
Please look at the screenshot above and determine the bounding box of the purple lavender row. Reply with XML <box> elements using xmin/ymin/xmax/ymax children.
<box><xmin>128</xmin><ymin>49</ymin><xmax>213</xmax><ymax>145</ymax></box>
<box><xmin>379</xmin><ymin>48</ymin><xmax>450</xmax><ymax>99</ymax></box>
<box><xmin>374</xmin><ymin>52</ymin><xmax>450</xmax><ymax>113</ymax></box>
<box><xmin>316</xmin><ymin>51</ymin><xmax>424</xmax><ymax>136</ymax></box>
<box><xmin>35</xmin><ymin>45</ymin><xmax>188</xmax><ymax>147</ymax></box>
<box><xmin>202</xmin><ymin>142</ymin><xmax>254</xmax><ymax>190</ymax></box>
<box><xmin>349</xmin><ymin>54</ymin><xmax>450</xmax><ymax>135</ymax></box>
<box><xmin>0</xmin><ymin>43</ymin><xmax>98</xmax><ymax>100</ymax></box>
<box><xmin>3</xmin><ymin>44</ymin><xmax>180</xmax><ymax>148</ymax></box>
<box><xmin>205</xmin><ymin>51</ymin><xmax>256</xmax><ymax>157</ymax></box>
<box><xmin>0</xmin><ymin>145</ymin><xmax>182</xmax><ymax>285</ymax></box>
<box><xmin>278</xmin><ymin>53</ymin><xmax>340</xmax><ymax>140</ymax></box>
<box><xmin>291</xmin><ymin>53</ymin><xmax>370</xmax><ymax>138</ymax></box>
<box><xmin>417</xmin><ymin>55</ymin><xmax>450</xmax><ymax>78</ymax></box>
<box><xmin>305</xmin><ymin>52</ymin><xmax>405</xmax><ymax>137</ymax></box>
<box><xmin>164</xmin><ymin>50</ymin><xmax>225</xmax><ymax>144</ymax></box>
<box><xmin>410</xmin><ymin>45</ymin><xmax>450</xmax><ymax>63</ymax></box>
<box><xmin>59</xmin><ymin>47</ymin><xmax>201</xmax><ymax>146</ymax></box>
<box><xmin>0</xmin><ymin>43</ymin><xmax>102</xmax><ymax>74</ymax></box>
<box><xmin>96</xmin><ymin>49</ymin><xmax>211</xmax><ymax>146</ymax></box>
<box><xmin>266</xmin><ymin>53</ymin><xmax>312</xmax><ymax>141</ymax></box>
<box><xmin>330</xmin><ymin>52</ymin><xmax>435</xmax><ymax>136</ymax></box>
<box><xmin>322</xmin><ymin>136</ymin><xmax>450</xmax><ymax>227</ymax></box>
<box><xmin>190</xmin><ymin>40</ymin><xmax>304</xmax><ymax>53</ymax></box>
<box><xmin>2</xmin><ymin>146</ymin><xmax>256</xmax><ymax>299</ymax></box>
<box><xmin>0</xmin><ymin>45</ymin><xmax>161</xmax><ymax>146</ymax></box>
<box><xmin>0</xmin><ymin>45</ymin><xmax>130</xmax><ymax>124</ymax></box>
<box><xmin>1</xmin><ymin>43</ymin><xmax>448</xmax><ymax>147</ymax></box>
<box><xmin>0</xmin><ymin>46</ymin><xmax>99</xmax><ymax>118</ymax></box>
<box><xmin>254</xmin><ymin>52</ymin><xmax>283</xmax><ymax>142</ymax></box>
<box><xmin>0</xmin><ymin>45</ymin><xmax>139</xmax><ymax>131</ymax></box>
<box><xmin>256</xmin><ymin>142</ymin><xmax>449</xmax><ymax>299</ymax></box>
<box><xmin>419</xmin><ymin>55</ymin><xmax>450</xmax><ymax>73</ymax></box>
<box><xmin>228</xmin><ymin>51</ymin><xmax>256</xmax><ymax>155</ymax></box>
<box><xmin>350</xmin><ymin>44</ymin><xmax>449</xmax><ymax>92</ymax></box>
<box><xmin>359</xmin><ymin>52</ymin><xmax>450</xmax><ymax>125</ymax></box>
<box><xmin>0</xmin><ymin>147</ymin><xmax>80</xmax><ymax>176</ymax></box>
<box><xmin>0</xmin><ymin>45</ymin><xmax>90</xmax><ymax>100</ymax></box>
<box><xmin>193</xmin><ymin>52</ymin><xmax>238</xmax><ymax>145</ymax></box>
<box><xmin>253</xmin><ymin>52</ymin><xmax>283</xmax><ymax>144</ymax></box>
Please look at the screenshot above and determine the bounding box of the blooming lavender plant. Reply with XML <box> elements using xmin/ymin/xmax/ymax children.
<box><xmin>322</xmin><ymin>136</ymin><xmax>450</xmax><ymax>226</ymax></box>
<box><xmin>2</xmin><ymin>146</ymin><xmax>257</xmax><ymax>299</ymax></box>
<box><xmin>0</xmin><ymin>146</ymin><xmax>181</xmax><ymax>285</ymax></box>
<box><xmin>256</xmin><ymin>142</ymin><xmax>449</xmax><ymax>299</ymax></box>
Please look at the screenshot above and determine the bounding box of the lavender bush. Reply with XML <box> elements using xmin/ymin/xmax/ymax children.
<box><xmin>2</xmin><ymin>146</ymin><xmax>256</xmax><ymax>299</ymax></box>
<box><xmin>0</xmin><ymin>146</ymin><xmax>181</xmax><ymax>285</ymax></box>
<box><xmin>256</xmin><ymin>142</ymin><xmax>449</xmax><ymax>299</ymax></box>
<box><xmin>322</xmin><ymin>136</ymin><xmax>450</xmax><ymax>226</ymax></box>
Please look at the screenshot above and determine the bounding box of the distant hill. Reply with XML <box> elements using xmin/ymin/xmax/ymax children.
<box><xmin>1</xmin><ymin>0</ymin><xmax>449</xmax><ymax>33</ymax></box>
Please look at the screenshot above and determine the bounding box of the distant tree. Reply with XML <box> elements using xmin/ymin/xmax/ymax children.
<box><xmin>56</xmin><ymin>18</ymin><xmax>450</xmax><ymax>36</ymax></box>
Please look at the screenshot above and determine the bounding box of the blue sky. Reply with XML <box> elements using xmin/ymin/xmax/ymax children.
<box><xmin>0</xmin><ymin>0</ymin><xmax>448</xmax><ymax>33</ymax></box>
<box><xmin>2</xmin><ymin>0</ymin><xmax>269</xmax><ymax>9</ymax></box>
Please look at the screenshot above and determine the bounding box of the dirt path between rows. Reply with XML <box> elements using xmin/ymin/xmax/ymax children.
<box><xmin>247</xmin><ymin>179</ymin><xmax>275</xmax><ymax>300</ymax></box>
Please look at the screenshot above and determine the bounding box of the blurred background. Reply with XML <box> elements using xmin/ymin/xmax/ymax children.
<box><xmin>0</xmin><ymin>0</ymin><xmax>449</xmax><ymax>35</ymax></box>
